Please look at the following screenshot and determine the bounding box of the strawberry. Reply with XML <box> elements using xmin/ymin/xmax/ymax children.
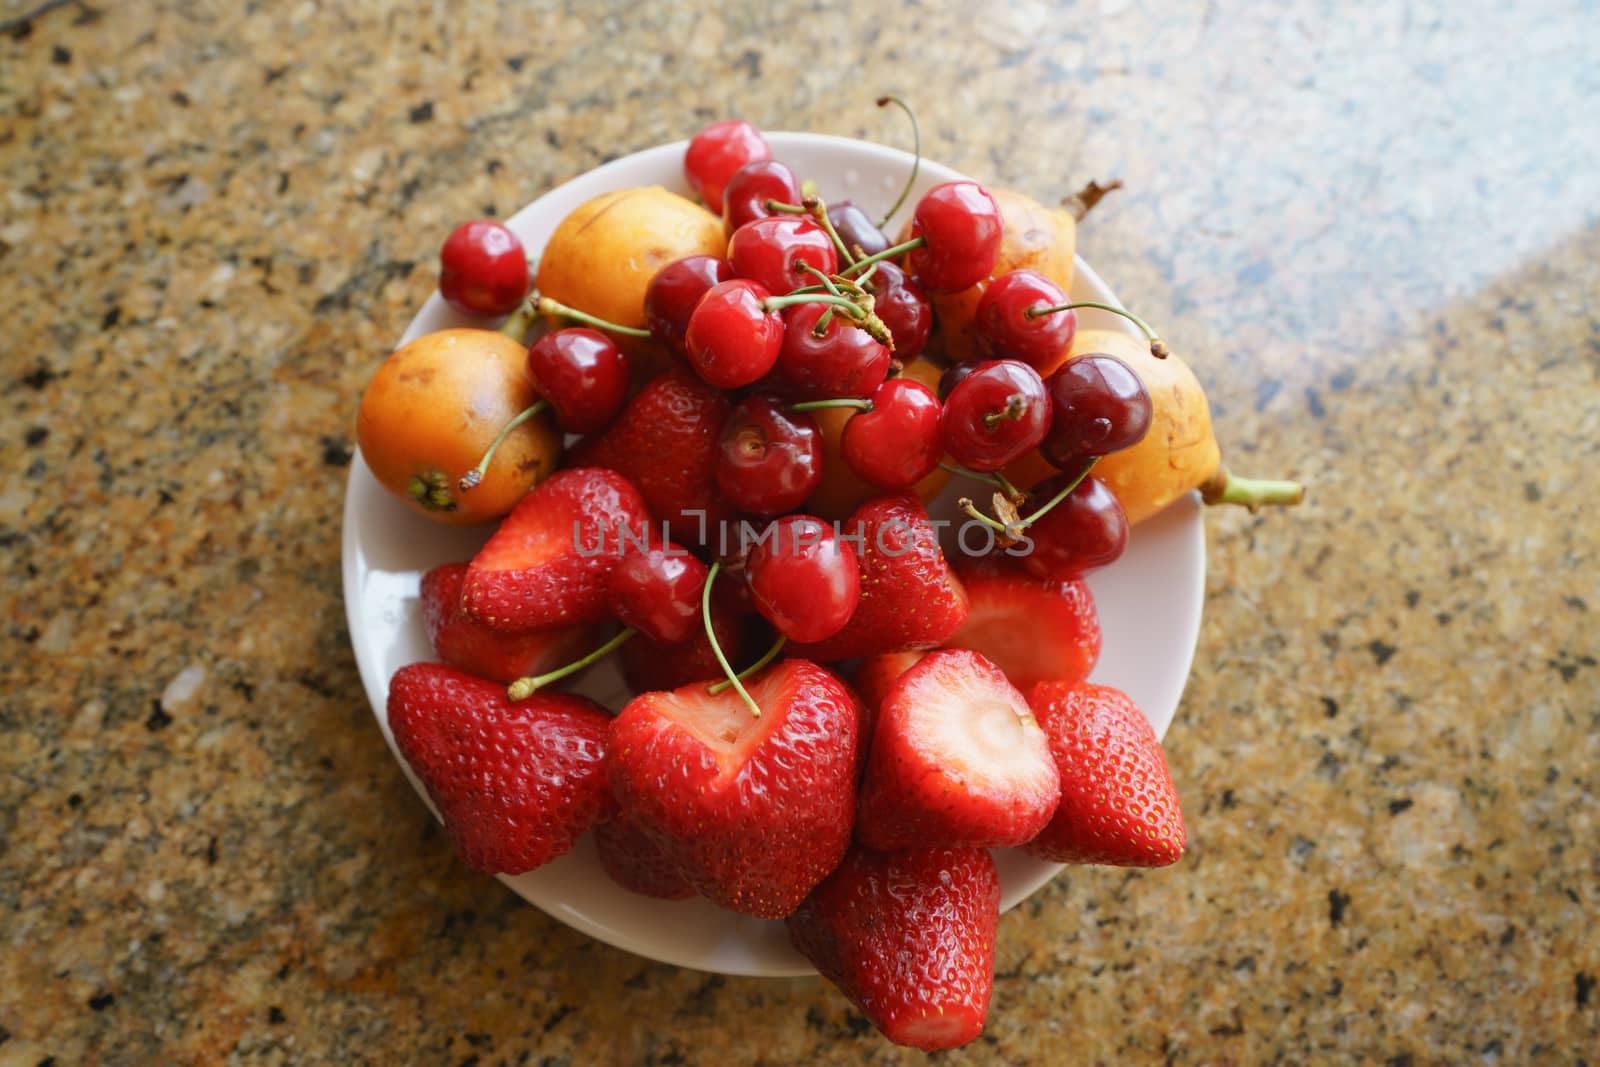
<box><xmin>787</xmin><ymin>845</ymin><xmax>999</xmax><ymax>1051</ymax></box>
<box><xmin>387</xmin><ymin>663</ymin><xmax>610</xmax><ymax>875</ymax></box>
<box><xmin>607</xmin><ymin>659</ymin><xmax>861</xmax><ymax>918</ymax></box>
<box><xmin>461</xmin><ymin>467</ymin><xmax>650</xmax><ymax>633</ymax></box>
<box><xmin>618</xmin><ymin>596</ymin><xmax>747</xmax><ymax>694</ymax></box>
<box><xmin>857</xmin><ymin>649</ymin><xmax>1059</xmax><ymax>851</ymax></box>
<box><xmin>852</xmin><ymin>651</ymin><xmax>925</xmax><ymax>712</ymax></box>
<box><xmin>789</xmin><ymin>495</ymin><xmax>967</xmax><ymax>661</ymax></box>
<box><xmin>1025</xmin><ymin>681</ymin><xmax>1186</xmax><ymax>867</ymax></box>
<box><xmin>569</xmin><ymin>370</ymin><xmax>737</xmax><ymax>547</ymax></box>
<box><xmin>944</xmin><ymin>564</ymin><xmax>1100</xmax><ymax>691</ymax></box>
<box><xmin>595</xmin><ymin>812</ymin><xmax>696</xmax><ymax>900</ymax></box>
<box><xmin>421</xmin><ymin>563</ymin><xmax>601</xmax><ymax>684</ymax></box>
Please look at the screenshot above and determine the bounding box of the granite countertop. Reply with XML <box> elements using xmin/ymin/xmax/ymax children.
<box><xmin>3</xmin><ymin>1</ymin><xmax>1597</xmax><ymax>1062</ymax></box>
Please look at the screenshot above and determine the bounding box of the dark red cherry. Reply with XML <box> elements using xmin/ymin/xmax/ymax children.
<box><xmin>1017</xmin><ymin>475</ymin><xmax>1128</xmax><ymax>580</ymax></box>
<box><xmin>974</xmin><ymin>269</ymin><xmax>1077</xmax><ymax>369</ymax></box>
<box><xmin>684</xmin><ymin>279</ymin><xmax>784</xmax><ymax>389</ymax></box>
<box><xmin>1040</xmin><ymin>354</ymin><xmax>1153</xmax><ymax>469</ymax></box>
<box><xmin>645</xmin><ymin>256</ymin><xmax>736</xmax><ymax>357</ymax></box>
<box><xmin>745</xmin><ymin>515</ymin><xmax>860</xmax><ymax>643</ymax></box>
<box><xmin>861</xmin><ymin>261</ymin><xmax>931</xmax><ymax>361</ymax></box>
<box><xmin>938</xmin><ymin>360</ymin><xmax>981</xmax><ymax>402</ymax></box>
<box><xmin>439</xmin><ymin>220</ymin><xmax>529</xmax><ymax>316</ymax></box>
<box><xmin>841</xmin><ymin>378</ymin><xmax>943</xmax><ymax>491</ymax></box>
<box><xmin>525</xmin><ymin>328</ymin><xmax>630</xmax><ymax>433</ymax></box>
<box><xmin>714</xmin><ymin>395</ymin><xmax>824</xmax><ymax>516</ymax></box>
<box><xmin>906</xmin><ymin>181</ymin><xmax>1003</xmax><ymax>294</ymax></box>
<box><xmin>828</xmin><ymin>200</ymin><xmax>891</xmax><ymax>259</ymax></box>
<box><xmin>940</xmin><ymin>359</ymin><xmax>1050</xmax><ymax>471</ymax></box>
<box><xmin>723</xmin><ymin>160</ymin><xmax>803</xmax><ymax>232</ymax></box>
<box><xmin>685</xmin><ymin>119</ymin><xmax>769</xmax><ymax>215</ymax></box>
<box><xmin>608</xmin><ymin>543</ymin><xmax>708</xmax><ymax>644</ymax></box>
<box><xmin>727</xmin><ymin>216</ymin><xmax>839</xmax><ymax>296</ymax></box>
<box><xmin>766</xmin><ymin>302</ymin><xmax>891</xmax><ymax>401</ymax></box>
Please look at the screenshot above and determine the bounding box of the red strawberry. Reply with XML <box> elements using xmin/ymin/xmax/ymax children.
<box><xmin>857</xmin><ymin>649</ymin><xmax>1059</xmax><ymax>850</ymax></box>
<box><xmin>607</xmin><ymin>659</ymin><xmax>861</xmax><ymax>918</ymax></box>
<box><xmin>1025</xmin><ymin>681</ymin><xmax>1186</xmax><ymax>867</ymax></box>
<box><xmin>595</xmin><ymin>813</ymin><xmax>696</xmax><ymax>900</ymax></box>
<box><xmin>852</xmin><ymin>651</ymin><xmax>925</xmax><ymax>712</ymax></box>
<box><xmin>421</xmin><ymin>563</ymin><xmax>601</xmax><ymax>684</ymax></box>
<box><xmin>387</xmin><ymin>663</ymin><xmax>610</xmax><ymax>875</ymax></box>
<box><xmin>789</xmin><ymin>495</ymin><xmax>968</xmax><ymax>661</ymax></box>
<box><xmin>569</xmin><ymin>370</ymin><xmax>737</xmax><ymax>547</ymax></box>
<box><xmin>944</xmin><ymin>565</ymin><xmax>1100</xmax><ymax>691</ymax></box>
<box><xmin>462</xmin><ymin>467</ymin><xmax>650</xmax><ymax>632</ymax></box>
<box><xmin>787</xmin><ymin>846</ymin><xmax>999</xmax><ymax>1051</ymax></box>
<box><xmin>618</xmin><ymin>596</ymin><xmax>746</xmax><ymax>694</ymax></box>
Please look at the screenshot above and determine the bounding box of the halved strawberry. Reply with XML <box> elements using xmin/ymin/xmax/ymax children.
<box><xmin>595</xmin><ymin>813</ymin><xmax>696</xmax><ymax>900</ymax></box>
<box><xmin>789</xmin><ymin>495</ymin><xmax>967</xmax><ymax>661</ymax></box>
<box><xmin>421</xmin><ymin>563</ymin><xmax>602</xmax><ymax>684</ymax></box>
<box><xmin>944</xmin><ymin>565</ymin><xmax>1100</xmax><ymax>691</ymax></box>
<box><xmin>787</xmin><ymin>845</ymin><xmax>999</xmax><ymax>1051</ymax></box>
<box><xmin>461</xmin><ymin>467</ymin><xmax>650</xmax><ymax>632</ymax></box>
<box><xmin>387</xmin><ymin>663</ymin><xmax>610</xmax><ymax>875</ymax></box>
<box><xmin>1025</xmin><ymin>681</ymin><xmax>1186</xmax><ymax>867</ymax></box>
<box><xmin>857</xmin><ymin>649</ymin><xmax>1059</xmax><ymax>851</ymax></box>
<box><xmin>607</xmin><ymin>659</ymin><xmax>861</xmax><ymax>918</ymax></box>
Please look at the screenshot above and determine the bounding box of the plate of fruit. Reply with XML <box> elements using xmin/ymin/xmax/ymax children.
<box><xmin>343</xmin><ymin>106</ymin><xmax>1302</xmax><ymax>1050</ymax></box>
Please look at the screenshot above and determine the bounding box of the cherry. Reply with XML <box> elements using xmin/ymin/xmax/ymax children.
<box><xmin>767</xmin><ymin>302</ymin><xmax>891</xmax><ymax>401</ymax></box>
<box><xmin>1016</xmin><ymin>474</ymin><xmax>1128</xmax><ymax>580</ymax></box>
<box><xmin>715</xmin><ymin>395</ymin><xmax>823</xmax><ymax>515</ymax></box>
<box><xmin>608</xmin><ymin>543</ymin><xmax>708</xmax><ymax>645</ymax></box>
<box><xmin>1039</xmin><ymin>354</ymin><xmax>1152</xmax><ymax>469</ymax></box>
<box><xmin>940</xmin><ymin>359</ymin><xmax>1051</xmax><ymax>472</ymax></box>
<box><xmin>439</xmin><ymin>220</ymin><xmax>529</xmax><ymax>317</ymax></box>
<box><xmin>840</xmin><ymin>378</ymin><xmax>943</xmax><ymax>490</ymax></box>
<box><xmin>938</xmin><ymin>360</ymin><xmax>980</xmax><ymax>402</ymax></box>
<box><xmin>684</xmin><ymin>279</ymin><xmax>784</xmax><ymax>389</ymax></box>
<box><xmin>645</xmin><ymin>256</ymin><xmax>735</xmax><ymax>356</ymax></box>
<box><xmin>723</xmin><ymin>159</ymin><xmax>803</xmax><ymax>232</ymax></box>
<box><xmin>728</xmin><ymin>215</ymin><xmax>838</xmax><ymax>296</ymax></box>
<box><xmin>684</xmin><ymin>119</ymin><xmax>769</xmax><ymax>215</ymax></box>
<box><xmin>862</xmin><ymin>262</ymin><xmax>931</xmax><ymax>361</ymax></box>
<box><xmin>905</xmin><ymin>181</ymin><xmax>1003</xmax><ymax>294</ymax></box>
<box><xmin>746</xmin><ymin>514</ymin><xmax>860</xmax><ymax>643</ymax></box>
<box><xmin>828</xmin><ymin>200</ymin><xmax>890</xmax><ymax>259</ymax></box>
<box><xmin>524</xmin><ymin>328</ymin><xmax>629</xmax><ymax>433</ymax></box>
<box><xmin>974</xmin><ymin>269</ymin><xmax>1077</xmax><ymax>369</ymax></box>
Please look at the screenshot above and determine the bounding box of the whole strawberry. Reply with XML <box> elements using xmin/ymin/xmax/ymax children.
<box><xmin>1025</xmin><ymin>681</ymin><xmax>1186</xmax><ymax>867</ymax></box>
<box><xmin>388</xmin><ymin>663</ymin><xmax>610</xmax><ymax>875</ymax></box>
<box><xmin>421</xmin><ymin>563</ymin><xmax>600</xmax><ymax>684</ymax></box>
<box><xmin>595</xmin><ymin>813</ymin><xmax>696</xmax><ymax>900</ymax></box>
<box><xmin>787</xmin><ymin>846</ymin><xmax>1000</xmax><ymax>1051</ymax></box>
<box><xmin>944</xmin><ymin>561</ymin><xmax>1100</xmax><ymax>691</ymax></box>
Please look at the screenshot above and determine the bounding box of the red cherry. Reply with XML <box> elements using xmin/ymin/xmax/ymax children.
<box><xmin>828</xmin><ymin>200</ymin><xmax>891</xmax><ymax>259</ymax></box>
<box><xmin>727</xmin><ymin>216</ymin><xmax>839</xmax><ymax>296</ymax></box>
<box><xmin>862</xmin><ymin>261</ymin><xmax>931</xmax><ymax>361</ymax></box>
<box><xmin>645</xmin><ymin>256</ymin><xmax>736</xmax><ymax>357</ymax></box>
<box><xmin>684</xmin><ymin>279</ymin><xmax>784</xmax><ymax>389</ymax></box>
<box><xmin>974</xmin><ymin>269</ymin><xmax>1077</xmax><ymax>369</ymax></box>
<box><xmin>1017</xmin><ymin>475</ymin><xmax>1128</xmax><ymax>579</ymax></box>
<box><xmin>940</xmin><ymin>359</ymin><xmax>1051</xmax><ymax>471</ymax></box>
<box><xmin>938</xmin><ymin>360</ymin><xmax>980</xmax><ymax>402</ymax></box>
<box><xmin>723</xmin><ymin>160</ymin><xmax>803</xmax><ymax>232</ymax></box>
<box><xmin>906</xmin><ymin>181</ymin><xmax>1003</xmax><ymax>294</ymax></box>
<box><xmin>439</xmin><ymin>220</ymin><xmax>529</xmax><ymax>316</ymax></box>
<box><xmin>525</xmin><ymin>328</ymin><xmax>630</xmax><ymax>434</ymax></box>
<box><xmin>841</xmin><ymin>378</ymin><xmax>943</xmax><ymax>491</ymax></box>
<box><xmin>608</xmin><ymin>543</ymin><xmax>708</xmax><ymax>645</ymax></box>
<box><xmin>1040</xmin><ymin>354</ymin><xmax>1153</xmax><ymax>469</ymax></box>
<box><xmin>684</xmin><ymin>119</ymin><xmax>769</xmax><ymax>215</ymax></box>
<box><xmin>746</xmin><ymin>515</ymin><xmax>860</xmax><ymax>643</ymax></box>
<box><xmin>715</xmin><ymin>395</ymin><xmax>823</xmax><ymax>516</ymax></box>
<box><xmin>766</xmin><ymin>302</ymin><xmax>891</xmax><ymax>401</ymax></box>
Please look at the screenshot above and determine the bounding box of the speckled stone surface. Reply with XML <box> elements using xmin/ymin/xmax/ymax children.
<box><xmin>3</xmin><ymin>0</ymin><xmax>1598</xmax><ymax>1062</ymax></box>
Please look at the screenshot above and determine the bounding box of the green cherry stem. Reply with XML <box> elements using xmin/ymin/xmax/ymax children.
<box><xmin>1201</xmin><ymin>468</ymin><xmax>1305</xmax><ymax>511</ymax></box>
<box><xmin>802</xmin><ymin>196</ymin><xmax>856</xmax><ymax>268</ymax></box>
<box><xmin>875</xmin><ymin>95</ymin><xmax>921</xmax><ymax>229</ymax></box>
<box><xmin>797</xmin><ymin>262</ymin><xmax>847</xmax><ymax>299</ymax></box>
<box><xmin>790</xmin><ymin>397</ymin><xmax>873</xmax><ymax>414</ymax></box>
<box><xmin>535</xmin><ymin>295</ymin><xmax>651</xmax><ymax>338</ymax></box>
<box><xmin>761</xmin><ymin>292</ymin><xmax>867</xmax><ymax>319</ymax></box>
<box><xmin>1020</xmin><ymin>457</ymin><xmax>1100</xmax><ymax>526</ymax></box>
<box><xmin>459</xmin><ymin>399</ymin><xmax>550</xmax><ymax>491</ymax></box>
<box><xmin>840</xmin><ymin>235</ymin><xmax>924</xmax><ymax>277</ymax></box>
<box><xmin>813</xmin><ymin>307</ymin><xmax>836</xmax><ymax>336</ymax></box>
<box><xmin>940</xmin><ymin>463</ymin><xmax>1023</xmax><ymax>500</ymax></box>
<box><xmin>499</xmin><ymin>300</ymin><xmax>540</xmax><ymax>342</ymax></box>
<box><xmin>706</xmin><ymin>634</ymin><xmax>788</xmax><ymax>695</ymax></box>
<box><xmin>957</xmin><ymin>497</ymin><xmax>1009</xmax><ymax>534</ymax></box>
<box><xmin>507</xmin><ymin>627</ymin><xmax>636</xmax><ymax>701</ymax></box>
<box><xmin>703</xmin><ymin>562</ymin><xmax>761</xmax><ymax>718</ymax></box>
<box><xmin>982</xmin><ymin>393</ymin><xmax>1027</xmax><ymax>429</ymax></box>
<box><xmin>764</xmin><ymin>199</ymin><xmax>809</xmax><ymax>215</ymax></box>
<box><xmin>1026</xmin><ymin>301</ymin><xmax>1169</xmax><ymax>358</ymax></box>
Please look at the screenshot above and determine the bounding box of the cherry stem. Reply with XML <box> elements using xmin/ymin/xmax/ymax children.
<box><xmin>813</xmin><ymin>307</ymin><xmax>836</xmax><ymax>336</ymax></box>
<box><xmin>459</xmin><ymin>399</ymin><xmax>550</xmax><ymax>492</ymax></box>
<box><xmin>703</xmin><ymin>562</ymin><xmax>761</xmax><ymax>718</ymax></box>
<box><xmin>499</xmin><ymin>301</ymin><xmax>539</xmax><ymax>342</ymax></box>
<box><xmin>840</xmin><ymin>235</ymin><xmax>924</xmax><ymax>277</ymax></box>
<box><xmin>761</xmin><ymin>292</ymin><xmax>866</xmax><ymax>319</ymax></box>
<box><xmin>1026</xmin><ymin>301</ymin><xmax>1169</xmax><ymax>358</ymax></box>
<box><xmin>797</xmin><ymin>262</ymin><xmax>847</xmax><ymax>299</ymax></box>
<box><xmin>1200</xmin><ymin>468</ymin><xmax>1305</xmax><ymax>512</ymax></box>
<box><xmin>1061</xmin><ymin>178</ymin><xmax>1123</xmax><ymax>222</ymax></box>
<box><xmin>535</xmin><ymin>294</ymin><xmax>651</xmax><ymax>338</ymax></box>
<box><xmin>790</xmin><ymin>397</ymin><xmax>873</xmax><ymax>414</ymax></box>
<box><xmin>958</xmin><ymin>498</ymin><xmax>1008</xmax><ymax>534</ymax></box>
<box><xmin>706</xmin><ymin>634</ymin><xmax>788</xmax><ymax>695</ymax></box>
<box><xmin>875</xmin><ymin>95</ymin><xmax>921</xmax><ymax>229</ymax></box>
<box><xmin>803</xmin><ymin>196</ymin><xmax>856</xmax><ymax>268</ymax></box>
<box><xmin>507</xmin><ymin>627</ymin><xmax>636</xmax><ymax>701</ymax></box>
<box><xmin>983</xmin><ymin>394</ymin><xmax>1027</xmax><ymax>428</ymax></box>
<box><xmin>765</xmin><ymin>200</ymin><xmax>808</xmax><ymax>214</ymax></box>
<box><xmin>942</xmin><ymin>463</ymin><xmax>1024</xmax><ymax>500</ymax></box>
<box><xmin>1020</xmin><ymin>457</ymin><xmax>1099</xmax><ymax>526</ymax></box>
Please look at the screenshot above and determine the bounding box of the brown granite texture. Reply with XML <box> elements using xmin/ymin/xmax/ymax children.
<box><xmin>2</xmin><ymin>0</ymin><xmax>1598</xmax><ymax>1062</ymax></box>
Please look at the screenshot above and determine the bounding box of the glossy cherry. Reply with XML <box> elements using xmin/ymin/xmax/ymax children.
<box><xmin>841</xmin><ymin>378</ymin><xmax>943</xmax><ymax>491</ymax></box>
<box><xmin>715</xmin><ymin>395</ymin><xmax>824</xmax><ymax>515</ymax></box>
<box><xmin>1040</xmin><ymin>354</ymin><xmax>1153</xmax><ymax>469</ymax></box>
<box><xmin>938</xmin><ymin>360</ymin><xmax>980</xmax><ymax>402</ymax></box>
<box><xmin>862</xmin><ymin>261</ymin><xmax>931</xmax><ymax>361</ymax></box>
<box><xmin>905</xmin><ymin>181</ymin><xmax>1003</xmax><ymax>294</ymax></box>
<box><xmin>645</xmin><ymin>256</ymin><xmax>736</xmax><ymax>356</ymax></box>
<box><xmin>745</xmin><ymin>515</ymin><xmax>860</xmax><ymax>643</ymax></box>
<box><xmin>684</xmin><ymin>279</ymin><xmax>784</xmax><ymax>389</ymax></box>
<box><xmin>727</xmin><ymin>215</ymin><xmax>839</xmax><ymax>296</ymax></box>
<box><xmin>723</xmin><ymin>159</ymin><xmax>803</xmax><ymax>232</ymax></box>
<box><xmin>608</xmin><ymin>543</ymin><xmax>708</xmax><ymax>645</ymax></box>
<box><xmin>940</xmin><ymin>359</ymin><xmax>1051</xmax><ymax>471</ymax></box>
<box><xmin>767</xmin><ymin>302</ymin><xmax>891</xmax><ymax>401</ymax></box>
<box><xmin>974</xmin><ymin>269</ymin><xmax>1077</xmax><ymax>369</ymax></box>
<box><xmin>684</xmin><ymin>119</ymin><xmax>769</xmax><ymax>215</ymax></box>
<box><xmin>828</xmin><ymin>200</ymin><xmax>891</xmax><ymax>259</ymax></box>
<box><xmin>524</xmin><ymin>328</ymin><xmax>630</xmax><ymax>433</ymax></box>
<box><xmin>1017</xmin><ymin>474</ymin><xmax>1129</xmax><ymax>580</ymax></box>
<box><xmin>438</xmin><ymin>220</ymin><xmax>529</xmax><ymax>316</ymax></box>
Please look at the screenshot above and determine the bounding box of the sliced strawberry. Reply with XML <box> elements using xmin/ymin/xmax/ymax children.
<box><xmin>421</xmin><ymin>563</ymin><xmax>602</xmax><ymax>684</ymax></box>
<box><xmin>857</xmin><ymin>649</ymin><xmax>1059</xmax><ymax>851</ymax></box>
<box><xmin>461</xmin><ymin>467</ymin><xmax>650</xmax><ymax>632</ymax></box>
<box><xmin>618</xmin><ymin>596</ymin><xmax>746</xmax><ymax>694</ymax></box>
<box><xmin>1025</xmin><ymin>681</ymin><xmax>1186</xmax><ymax>867</ymax></box>
<box><xmin>944</xmin><ymin>565</ymin><xmax>1100</xmax><ymax>691</ymax></box>
<box><xmin>595</xmin><ymin>813</ymin><xmax>696</xmax><ymax>900</ymax></box>
<box><xmin>789</xmin><ymin>495</ymin><xmax>967</xmax><ymax>661</ymax></box>
<box><xmin>387</xmin><ymin>663</ymin><xmax>610</xmax><ymax>875</ymax></box>
<box><xmin>787</xmin><ymin>845</ymin><xmax>999</xmax><ymax>1051</ymax></box>
<box><xmin>607</xmin><ymin>659</ymin><xmax>861</xmax><ymax>918</ymax></box>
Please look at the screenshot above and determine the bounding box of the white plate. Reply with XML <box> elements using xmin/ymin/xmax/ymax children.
<box><xmin>342</xmin><ymin>133</ymin><xmax>1205</xmax><ymax>977</ymax></box>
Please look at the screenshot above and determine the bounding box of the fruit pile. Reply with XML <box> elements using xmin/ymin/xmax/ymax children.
<box><xmin>358</xmin><ymin>106</ymin><xmax>1302</xmax><ymax>1051</ymax></box>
